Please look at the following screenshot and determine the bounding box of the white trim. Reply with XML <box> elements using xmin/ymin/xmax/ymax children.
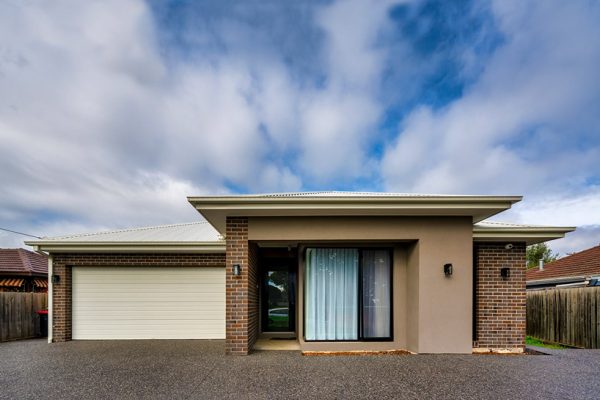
<box><xmin>48</xmin><ymin>254</ymin><xmax>52</xmax><ymax>344</ymax></box>
<box><xmin>25</xmin><ymin>242</ymin><xmax>225</xmax><ymax>254</ymax></box>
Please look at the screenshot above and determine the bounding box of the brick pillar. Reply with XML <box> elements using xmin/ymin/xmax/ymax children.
<box><xmin>225</xmin><ymin>217</ymin><xmax>259</xmax><ymax>355</ymax></box>
<box><xmin>474</xmin><ymin>242</ymin><xmax>526</xmax><ymax>351</ymax></box>
<box><xmin>51</xmin><ymin>256</ymin><xmax>72</xmax><ymax>342</ymax></box>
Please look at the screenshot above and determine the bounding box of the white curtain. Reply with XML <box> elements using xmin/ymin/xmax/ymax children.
<box><xmin>362</xmin><ymin>250</ymin><xmax>391</xmax><ymax>338</ymax></box>
<box><xmin>305</xmin><ymin>248</ymin><xmax>358</xmax><ymax>340</ymax></box>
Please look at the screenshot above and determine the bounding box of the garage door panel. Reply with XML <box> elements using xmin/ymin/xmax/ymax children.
<box><xmin>72</xmin><ymin>266</ymin><xmax>225</xmax><ymax>340</ymax></box>
<box><xmin>74</xmin><ymin>310</ymin><xmax>225</xmax><ymax>319</ymax></box>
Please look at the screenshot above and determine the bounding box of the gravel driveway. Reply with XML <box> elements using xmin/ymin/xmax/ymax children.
<box><xmin>1</xmin><ymin>339</ymin><xmax>599</xmax><ymax>399</ymax></box>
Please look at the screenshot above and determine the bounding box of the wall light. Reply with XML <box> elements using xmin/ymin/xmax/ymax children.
<box><xmin>444</xmin><ymin>263</ymin><xmax>453</xmax><ymax>276</ymax></box>
<box><xmin>501</xmin><ymin>267</ymin><xmax>510</xmax><ymax>279</ymax></box>
<box><xmin>232</xmin><ymin>264</ymin><xmax>241</xmax><ymax>276</ymax></box>
<box><xmin>51</xmin><ymin>274</ymin><xmax>60</xmax><ymax>284</ymax></box>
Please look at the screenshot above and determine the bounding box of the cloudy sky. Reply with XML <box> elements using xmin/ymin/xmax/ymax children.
<box><xmin>1</xmin><ymin>0</ymin><xmax>599</xmax><ymax>254</ymax></box>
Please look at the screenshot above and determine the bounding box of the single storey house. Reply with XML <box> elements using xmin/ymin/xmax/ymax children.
<box><xmin>0</xmin><ymin>248</ymin><xmax>48</xmax><ymax>292</ymax></box>
<box><xmin>26</xmin><ymin>192</ymin><xmax>574</xmax><ymax>355</ymax></box>
<box><xmin>526</xmin><ymin>244</ymin><xmax>600</xmax><ymax>289</ymax></box>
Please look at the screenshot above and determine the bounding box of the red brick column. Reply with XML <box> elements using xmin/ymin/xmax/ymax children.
<box><xmin>474</xmin><ymin>242</ymin><xmax>526</xmax><ymax>351</ymax></box>
<box><xmin>225</xmin><ymin>217</ymin><xmax>259</xmax><ymax>355</ymax></box>
<box><xmin>51</xmin><ymin>258</ymin><xmax>71</xmax><ymax>342</ymax></box>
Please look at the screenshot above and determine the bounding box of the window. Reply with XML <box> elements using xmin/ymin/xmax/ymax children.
<box><xmin>304</xmin><ymin>248</ymin><xmax>392</xmax><ymax>341</ymax></box>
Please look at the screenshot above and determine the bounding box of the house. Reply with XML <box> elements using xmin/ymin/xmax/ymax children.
<box><xmin>0</xmin><ymin>248</ymin><xmax>48</xmax><ymax>292</ymax></box>
<box><xmin>25</xmin><ymin>192</ymin><xmax>575</xmax><ymax>355</ymax></box>
<box><xmin>526</xmin><ymin>244</ymin><xmax>600</xmax><ymax>290</ymax></box>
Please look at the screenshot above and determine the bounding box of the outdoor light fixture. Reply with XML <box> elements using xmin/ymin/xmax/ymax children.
<box><xmin>444</xmin><ymin>263</ymin><xmax>453</xmax><ymax>276</ymax></box>
<box><xmin>232</xmin><ymin>264</ymin><xmax>241</xmax><ymax>276</ymax></box>
<box><xmin>501</xmin><ymin>267</ymin><xmax>510</xmax><ymax>279</ymax></box>
<box><xmin>51</xmin><ymin>274</ymin><xmax>60</xmax><ymax>284</ymax></box>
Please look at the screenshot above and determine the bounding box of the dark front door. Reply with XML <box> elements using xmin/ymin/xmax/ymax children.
<box><xmin>262</xmin><ymin>260</ymin><xmax>296</xmax><ymax>332</ymax></box>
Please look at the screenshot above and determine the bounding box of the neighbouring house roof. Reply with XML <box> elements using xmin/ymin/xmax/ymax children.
<box><xmin>25</xmin><ymin>222</ymin><xmax>224</xmax><ymax>254</ymax></box>
<box><xmin>26</xmin><ymin>192</ymin><xmax>575</xmax><ymax>253</ymax></box>
<box><xmin>526</xmin><ymin>244</ymin><xmax>600</xmax><ymax>283</ymax></box>
<box><xmin>188</xmin><ymin>191</ymin><xmax>524</xmax><ymax>232</ymax></box>
<box><xmin>0</xmin><ymin>248</ymin><xmax>47</xmax><ymax>276</ymax></box>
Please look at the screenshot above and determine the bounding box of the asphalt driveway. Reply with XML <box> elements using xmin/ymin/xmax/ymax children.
<box><xmin>1</xmin><ymin>339</ymin><xmax>599</xmax><ymax>400</ymax></box>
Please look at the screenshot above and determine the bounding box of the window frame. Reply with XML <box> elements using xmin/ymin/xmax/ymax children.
<box><xmin>303</xmin><ymin>247</ymin><xmax>393</xmax><ymax>342</ymax></box>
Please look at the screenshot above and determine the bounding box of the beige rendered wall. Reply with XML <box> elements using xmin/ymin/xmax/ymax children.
<box><xmin>248</xmin><ymin>216</ymin><xmax>473</xmax><ymax>354</ymax></box>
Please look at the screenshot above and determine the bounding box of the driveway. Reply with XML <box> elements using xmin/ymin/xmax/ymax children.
<box><xmin>1</xmin><ymin>340</ymin><xmax>599</xmax><ymax>400</ymax></box>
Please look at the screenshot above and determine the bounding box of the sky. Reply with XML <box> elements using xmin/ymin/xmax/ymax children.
<box><xmin>0</xmin><ymin>0</ymin><xmax>599</xmax><ymax>255</ymax></box>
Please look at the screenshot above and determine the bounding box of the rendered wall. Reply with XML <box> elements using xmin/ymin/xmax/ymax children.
<box><xmin>248</xmin><ymin>216</ymin><xmax>473</xmax><ymax>354</ymax></box>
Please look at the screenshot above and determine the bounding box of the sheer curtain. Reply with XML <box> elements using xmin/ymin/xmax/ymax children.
<box><xmin>362</xmin><ymin>250</ymin><xmax>391</xmax><ymax>338</ymax></box>
<box><xmin>305</xmin><ymin>248</ymin><xmax>358</xmax><ymax>340</ymax></box>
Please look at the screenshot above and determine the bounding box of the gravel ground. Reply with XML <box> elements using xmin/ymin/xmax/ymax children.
<box><xmin>1</xmin><ymin>339</ymin><xmax>599</xmax><ymax>400</ymax></box>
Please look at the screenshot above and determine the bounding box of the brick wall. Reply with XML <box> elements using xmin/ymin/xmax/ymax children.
<box><xmin>225</xmin><ymin>217</ymin><xmax>259</xmax><ymax>355</ymax></box>
<box><xmin>474</xmin><ymin>242</ymin><xmax>526</xmax><ymax>350</ymax></box>
<box><xmin>50</xmin><ymin>253</ymin><xmax>225</xmax><ymax>342</ymax></box>
<box><xmin>248</xmin><ymin>242</ymin><xmax>259</xmax><ymax>350</ymax></box>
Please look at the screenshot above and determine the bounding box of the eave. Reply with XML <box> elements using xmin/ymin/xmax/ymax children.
<box><xmin>473</xmin><ymin>226</ymin><xmax>575</xmax><ymax>245</ymax></box>
<box><xmin>188</xmin><ymin>195</ymin><xmax>523</xmax><ymax>233</ymax></box>
<box><xmin>526</xmin><ymin>275</ymin><xmax>588</xmax><ymax>287</ymax></box>
<box><xmin>26</xmin><ymin>241</ymin><xmax>226</xmax><ymax>254</ymax></box>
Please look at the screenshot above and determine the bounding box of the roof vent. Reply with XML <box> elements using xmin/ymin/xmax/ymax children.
<box><xmin>539</xmin><ymin>259</ymin><xmax>544</xmax><ymax>271</ymax></box>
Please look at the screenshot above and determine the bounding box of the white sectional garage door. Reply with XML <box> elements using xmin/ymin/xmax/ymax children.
<box><xmin>72</xmin><ymin>266</ymin><xmax>225</xmax><ymax>340</ymax></box>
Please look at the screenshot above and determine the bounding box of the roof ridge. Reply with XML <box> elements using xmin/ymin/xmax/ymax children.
<box><xmin>16</xmin><ymin>248</ymin><xmax>33</xmax><ymax>272</ymax></box>
<box><xmin>237</xmin><ymin>191</ymin><xmax>482</xmax><ymax>197</ymax></box>
<box><xmin>44</xmin><ymin>221</ymin><xmax>209</xmax><ymax>240</ymax></box>
<box><xmin>545</xmin><ymin>244</ymin><xmax>600</xmax><ymax>265</ymax></box>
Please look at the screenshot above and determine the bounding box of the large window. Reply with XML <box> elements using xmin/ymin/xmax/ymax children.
<box><xmin>304</xmin><ymin>248</ymin><xmax>392</xmax><ymax>341</ymax></box>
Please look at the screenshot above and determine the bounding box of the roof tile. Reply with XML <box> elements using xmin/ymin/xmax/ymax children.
<box><xmin>0</xmin><ymin>249</ymin><xmax>47</xmax><ymax>275</ymax></box>
<box><xmin>526</xmin><ymin>245</ymin><xmax>600</xmax><ymax>281</ymax></box>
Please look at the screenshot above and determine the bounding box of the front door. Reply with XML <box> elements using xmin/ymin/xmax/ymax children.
<box><xmin>261</xmin><ymin>260</ymin><xmax>296</xmax><ymax>332</ymax></box>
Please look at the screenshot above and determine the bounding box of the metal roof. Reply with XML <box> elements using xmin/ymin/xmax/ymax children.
<box><xmin>474</xmin><ymin>221</ymin><xmax>551</xmax><ymax>229</ymax></box>
<box><xmin>473</xmin><ymin>220</ymin><xmax>575</xmax><ymax>245</ymax></box>
<box><xmin>36</xmin><ymin>221</ymin><xmax>221</xmax><ymax>243</ymax></box>
<box><xmin>197</xmin><ymin>191</ymin><xmax>519</xmax><ymax>198</ymax></box>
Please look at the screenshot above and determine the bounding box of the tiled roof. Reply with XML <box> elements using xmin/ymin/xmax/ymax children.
<box><xmin>526</xmin><ymin>245</ymin><xmax>600</xmax><ymax>281</ymax></box>
<box><xmin>38</xmin><ymin>222</ymin><xmax>221</xmax><ymax>243</ymax></box>
<box><xmin>0</xmin><ymin>248</ymin><xmax>47</xmax><ymax>275</ymax></box>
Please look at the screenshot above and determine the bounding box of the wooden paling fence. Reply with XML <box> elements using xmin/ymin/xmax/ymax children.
<box><xmin>527</xmin><ymin>287</ymin><xmax>600</xmax><ymax>349</ymax></box>
<box><xmin>0</xmin><ymin>292</ymin><xmax>48</xmax><ymax>342</ymax></box>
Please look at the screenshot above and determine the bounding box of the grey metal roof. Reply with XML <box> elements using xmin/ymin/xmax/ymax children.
<box><xmin>474</xmin><ymin>221</ymin><xmax>551</xmax><ymax>229</ymax></box>
<box><xmin>28</xmin><ymin>218</ymin><xmax>572</xmax><ymax>249</ymax></box>
<box><xmin>38</xmin><ymin>222</ymin><xmax>221</xmax><ymax>243</ymax></box>
<box><xmin>207</xmin><ymin>191</ymin><xmax>501</xmax><ymax>198</ymax></box>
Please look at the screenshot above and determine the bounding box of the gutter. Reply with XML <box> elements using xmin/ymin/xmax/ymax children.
<box><xmin>526</xmin><ymin>275</ymin><xmax>588</xmax><ymax>287</ymax></box>
<box><xmin>25</xmin><ymin>241</ymin><xmax>226</xmax><ymax>254</ymax></box>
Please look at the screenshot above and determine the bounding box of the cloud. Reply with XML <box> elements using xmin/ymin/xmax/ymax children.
<box><xmin>495</xmin><ymin>188</ymin><xmax>600</xmax><ymax>254</ymax></box>
<box><xmin>0</xmin><ymin>0</ymin><xmax>598</xmax><ymax>257</ymax></box>
<box><xmin>381</xmin><ymin>0</ymin><xmax>600</xmax><ymax>252</ymax></box>
<box><xmin>0</xmin><ymin>0</ymin><xmax>408</xmax><ymax>245</ymax></box>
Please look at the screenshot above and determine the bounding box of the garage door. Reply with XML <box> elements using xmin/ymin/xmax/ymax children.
<box><xmin>72</xmin><ymin>266</ymin><xmax>225</xmax><ymax>340</ymax></box>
